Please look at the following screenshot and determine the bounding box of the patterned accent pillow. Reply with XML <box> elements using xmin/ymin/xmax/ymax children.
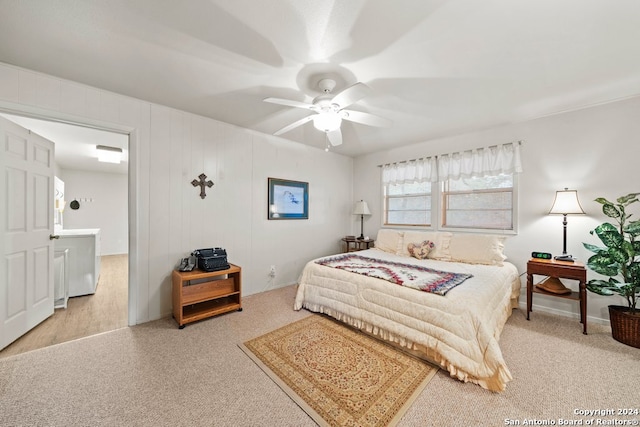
<box><xmin>407</xmin><ymin>240</ymin><xmax>435</xmax><ymax>260</ymax></box>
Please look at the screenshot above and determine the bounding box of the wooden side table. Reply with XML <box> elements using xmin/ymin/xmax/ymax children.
<box><xmin>342</xmin><ymin>237</ymin><xmax>375</xmax><ymax>252</ymax></box>
<box><xmin>526</xmin><ymin>258</ymin><xmax>588</xmax><ymax>334</ymax></box>
<box><xmin>172</xmin><ymin>264</ymin><xmax>242</xmax><ymax>329</ymax></box>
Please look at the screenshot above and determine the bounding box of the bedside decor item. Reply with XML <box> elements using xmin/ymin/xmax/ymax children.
<box><xmin>535</xmin><ymin>277</ymin><xmax>572</xmax><ymax>295</ymax></box>
<box><xmin>240</xmin><ymin>315</ymin><xmax>437</xmax><ymax>427</ymax></box>
<box><xmin>549</xmin><ymin>188</ymin><xmax>586</xmax><ymax>262</ymax></box>
<box><xmin>268</xmin><ymin>178</ymin><xmax>309</xmax><ymax>220</ymax></box>
<box><xmin>531</xmin><ymin>251</ymin><xmax>552</xmax><ymax>260</ymax></box>
<box><xmin>191</xmin><ymin>173</ymin><xmax>214</xmax><ymax>199</ymax></box>
<box><xmin>583</xmin><ymin>192</ymin><xmax>640</xmax><ymax>348</ymax></box>
<box><xmin>353</xmin><ymin>199</ymin><xmax>371</xmax><ymax>239</ymax></box>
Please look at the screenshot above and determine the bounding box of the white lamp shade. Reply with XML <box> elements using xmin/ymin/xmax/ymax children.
<box><xmin>549</xmin><ymin>188</ymin><xmax>585</xmax><ymax>215</ymax></box>
<box><xmin>353</xmin><ymin>200</ymin><xmax>371</xmax><ymax>215</ymax></box>
<box><xmin>313</xmin><ymin>112</ymin><xmax>342</xmax><ymax>132</ymax></box>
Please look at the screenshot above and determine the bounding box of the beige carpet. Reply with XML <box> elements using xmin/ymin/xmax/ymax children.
<box><xmin>241</xmin><ymin>315</ymin><xmax>438</xmax><ymax>427</ymax></box>
<box><xmin>1</xmin><ymin>284</ymin><xmax>639</xmax><ymax>426</ymax></box>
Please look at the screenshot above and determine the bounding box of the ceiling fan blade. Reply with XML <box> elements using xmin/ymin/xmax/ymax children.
<box><xmin>264</xmin><ymin>97</ymin><xmax>315</xmax><ymax>110</ymax></box>
<box><xmin>342</xmin><ymin>110</ymin><xmax>392</xmax><ymax>127</ymax></box>
<box><xmin>327</xmin><ymin>128</ymin><xmax>343</xmax><ymax>146</ymax></box>
<box><xmin>273</xmin><ymin>115</ymin><xmax>315</xmax><ymax>136</ymax></box>
<box><xmin>331</xmin><ymin>82</ymin><xmax>371</xmax><ymax>109</ymax></box>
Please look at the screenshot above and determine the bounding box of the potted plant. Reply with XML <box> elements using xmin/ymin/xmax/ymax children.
<box><xmin>583</xmin><ymin>192</ymin><xmax>640</xmax><ymax>348</ymax></box>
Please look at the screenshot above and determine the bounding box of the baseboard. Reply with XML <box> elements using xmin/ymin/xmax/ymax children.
<box><xmin>517</xmin><ymin>301</ymin><xmax>610</xmax><ymax>326</ymax></box>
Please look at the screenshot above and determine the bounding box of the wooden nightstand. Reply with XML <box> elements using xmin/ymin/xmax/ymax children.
<box><xmin>342</xmin><ymin>237</ymin><xmax>375</xmax><ymax>252</ymax></box>
<box><xmin>526</xmin><ymin>258</ymin><xmax>588</xmax><ymax>334</ymax></box>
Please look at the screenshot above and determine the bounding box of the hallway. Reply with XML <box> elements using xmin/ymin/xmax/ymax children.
<box><xmin>0</xmin><ymin>255</ymin><xmax>128</xmax><ymax>358</ymax></box>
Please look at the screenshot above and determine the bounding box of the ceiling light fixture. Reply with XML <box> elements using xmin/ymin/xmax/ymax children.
<box><xmin>96</xmin><ymin>145</ymin><xmax>123</xmax><ymax>164</ymax></box>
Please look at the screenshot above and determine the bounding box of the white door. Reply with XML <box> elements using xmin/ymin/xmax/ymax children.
<box><xmin>0</xmin><ymin>116</ymin><xmax>55</xmax><ymax>350</ymax></box>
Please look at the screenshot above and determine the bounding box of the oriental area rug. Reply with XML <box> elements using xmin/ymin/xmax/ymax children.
<box><xmin>240</xmin><ymin>315</ymin><xmax>438</xmax><ymax>427</ymax></box>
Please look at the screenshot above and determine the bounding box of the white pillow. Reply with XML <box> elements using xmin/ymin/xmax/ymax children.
<box><xmin>401</xmin><ymin>231</ymin><xmax>452</xmax><ymax>260</ymax></box>
<box><xmin>448</xmin><ymin>234</ymin><xmax>507</xmax><ymax>266</ymax></box>
<box><xmin>374</xmin><ymin>229</ymin><xmax>404</xmax><ymax>254</ymax></box>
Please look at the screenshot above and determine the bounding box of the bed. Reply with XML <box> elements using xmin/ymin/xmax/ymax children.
<box><xmin>294</xmin><ymin>229</ymin><xmax>521</xmax><ymax>392</ymax></box>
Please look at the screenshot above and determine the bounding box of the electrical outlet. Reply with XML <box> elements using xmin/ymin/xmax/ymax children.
<box><xmin>269</xmin><ymin>265</ymin><xmax>276</xmax><ymax>277</ymax></box>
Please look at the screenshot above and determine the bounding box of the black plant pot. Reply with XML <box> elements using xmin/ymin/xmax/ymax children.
<box><xmin>608</xmin><ymin>305</ymin><xmax>640</xmax><ymax>348</ymax></box>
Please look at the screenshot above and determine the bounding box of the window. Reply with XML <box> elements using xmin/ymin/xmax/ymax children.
<box><xmin>441</xmin><ymin>174</ymin><xmax>515</xmax><ymax>230</ymax></box>
<box><xmin>381</xmin><ymin>142</ymin><xmax>522</xmax><ymax>232</ymax></box>
<box><xmin>384</xmin><ymin>181</ymin><xmax>431</xmax><ymax>226</ymax></box>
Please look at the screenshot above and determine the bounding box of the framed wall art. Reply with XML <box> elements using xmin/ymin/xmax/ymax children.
<box><xmin>268</xmin><ymin>178</ymin><xmax>309</xmax><ymax>220</ymax></box>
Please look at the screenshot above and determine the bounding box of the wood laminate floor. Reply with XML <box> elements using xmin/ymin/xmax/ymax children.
<box><xmin>0</xmin><ymin>254</ymin><xmax>128</xmax><ymax>358</ymax></box>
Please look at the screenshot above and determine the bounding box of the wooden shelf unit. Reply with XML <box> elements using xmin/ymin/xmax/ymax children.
<box><xmin>172</xmin><ymin>264</ymin><xmax>242</xmax><ymax>328</ymax></box>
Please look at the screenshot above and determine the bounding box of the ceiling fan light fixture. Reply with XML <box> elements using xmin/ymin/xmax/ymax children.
<box><xmin>313</xmin><ymin>111</ymin><xmax>342</xmax><ymax>132</ymax></box>
<box><xmin>264</xmin><ymin>79</ymin><xmax>386</xmax><ymax>143</ymax></box>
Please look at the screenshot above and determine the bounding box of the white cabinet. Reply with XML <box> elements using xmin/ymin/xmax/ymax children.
<box><xmin>54</xmin><ymin>229</ymin><xmax>101</xmax><ymax>297</ymax></box>
<box><xmin>54</xmin><ymin>248</ymin><xmax>69</xmax><ymax>308</ymax></box>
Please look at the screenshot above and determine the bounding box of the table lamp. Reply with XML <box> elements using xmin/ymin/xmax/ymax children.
<box><xmin>548</xmin><ymin>188</ymin><xmax>585</xmax><ymax>262</ymax></box>
<box><xmin>353</xmin><ymin>200</ymin><xmax>371</xmax><ymax>240</ymax></box>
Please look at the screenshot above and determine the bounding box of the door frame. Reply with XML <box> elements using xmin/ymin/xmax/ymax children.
<box><xmin>0</xmin><ymin>101</ymin><xmax>138</xmax><ymax>327</ymax></box>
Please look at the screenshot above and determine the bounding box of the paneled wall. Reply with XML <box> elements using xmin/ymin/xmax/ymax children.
<box><xmin>354</xmin><ymin>95</ymin><xmax>640</xmax><ymax>324</ymax></box>
<box><xmin>0</xmin><ymin>62</ymin><xmax>354</xmax><ymax>325</ymax></box>
<box><xmin>58</xmin><ymin>169</ymin><xmax>128</xmax><ymax>256</ymax></box>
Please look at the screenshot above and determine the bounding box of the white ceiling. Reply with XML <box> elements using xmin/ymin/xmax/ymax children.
<box><xmin>1</xmin><ymin>0</ymin><xmax>640</xmax><ymax>157</ymax></box>
<box><xmin>0</xmin><ymin>113</ymin><xmax>129</xmax><ymax>175</ymax></box>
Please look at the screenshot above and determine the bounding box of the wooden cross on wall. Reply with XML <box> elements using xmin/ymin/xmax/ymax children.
<box><xmin>191</xmin><ymin>173</ymin><xmax>214</xmax><ymax>199</ymax></box>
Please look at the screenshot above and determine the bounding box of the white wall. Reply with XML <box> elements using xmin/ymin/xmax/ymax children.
<box><xmin>354</xmin><ymin>95</ymin><xmax>640</xmax><ymax>325</ymax></box>
<box><xmin>0</xmin><ymin>62</ymin><xmax>354</xmax><ymax>324</ymax></box>
<box><xmin>58</xmin><ymin>169</ymin><xmax>128</xmax><ymax>255</ymax></box>
<box><xmin>6</xmin><ymin>59</ymin><xmax>637</xmax><ymax>328</ymax></box>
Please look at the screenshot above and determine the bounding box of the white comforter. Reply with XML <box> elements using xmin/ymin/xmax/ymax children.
<box><xmin>293</xmin><ymin>248</ymin><xmax>520</xmax><ymax>392</ymax></box>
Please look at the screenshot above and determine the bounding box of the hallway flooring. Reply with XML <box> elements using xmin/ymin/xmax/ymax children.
<box><xmin>0</xmin><ymin>254</ymin><xmax>128</xmax><ymax>358</ymax></box>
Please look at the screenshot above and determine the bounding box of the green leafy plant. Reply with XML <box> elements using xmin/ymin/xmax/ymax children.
<box><xmin>583</xmin><ymin>192</ymin><xmax>640</xmax><ymax>313</ymax></box>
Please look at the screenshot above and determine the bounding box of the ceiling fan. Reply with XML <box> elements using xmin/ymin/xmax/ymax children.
<box><xmin>264</xmin><ymin>78</ymin><xmax>391</xmax><ymax>147</ymax></box>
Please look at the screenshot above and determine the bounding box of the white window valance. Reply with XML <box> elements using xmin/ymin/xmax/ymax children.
<box><xmin>437</xmin><ymin>142</ymin><xmax>522</xmax><ymax>181</ymax></box>
<box><xmin>381</xmin><ymin>141</ymin><xmax>522</xmax><ymax>184</ymax></box>
<box><xmin>382</xmin><ymin>157</ymin><xmax>437</xmax><ymax>185</ymax></box>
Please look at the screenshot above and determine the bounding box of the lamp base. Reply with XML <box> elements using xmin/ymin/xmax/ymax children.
<box><xmin>554</xmin><ymin>254</ymin><xmax>576</xmax><ymax>262</ymax></box>
<box><xmin>357</xmin><ymin>235</ymin><xmax>365</xmax><ymax>240</ymax></box>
